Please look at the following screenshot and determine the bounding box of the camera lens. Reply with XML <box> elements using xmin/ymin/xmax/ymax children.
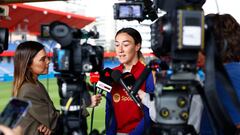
<box><xmin>52</xmin><ymin>24</ymin><xmax>70</xmax><ymax>38</ymax></box>
<box><xmin>83</xmin><ymin>63</ymin><xmax>93</xmax><ymax>72</ymax></box>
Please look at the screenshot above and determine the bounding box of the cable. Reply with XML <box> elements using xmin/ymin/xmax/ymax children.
<box><xmin>65</xmin><ymin>97</ymin><xmax>73</xmax><ymax>111</ymax></box>
<box><xmin>90</xmin><ymin>83</ymin><xmax>97</xmax><ymax>133</ymax></box>
<box><xmin>214</xmin><ymin>0</ymin><xmax>220</xmax><ymax>13</ymax></box>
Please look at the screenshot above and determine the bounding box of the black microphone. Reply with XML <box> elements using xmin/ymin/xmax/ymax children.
<box><xmin>131</xmin><ymin>65</ymin><xmax>152</xmax><ymax>96</ymax></box>
<box><xmin>111</xmin><ymin>70</ymin><xmax>142</xmax><ymax>107</ymax></box>
<box><xmin>96</xmin><ymin>68</ymin><xmax>113</xmax><ymax>94</ymax></box>
<box><xmin>121</xmin><ymin>72</ymin><xmax>136</xmax><ymax>89</ymax></box>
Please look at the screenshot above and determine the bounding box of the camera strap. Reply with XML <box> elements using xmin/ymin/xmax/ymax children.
<box><xmin>204</xmin><ymin>31</ymin><xmax>236</xmax><ymax>134</ymax></box>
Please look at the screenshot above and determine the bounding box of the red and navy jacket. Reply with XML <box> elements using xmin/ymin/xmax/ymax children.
<box><xmin>105</xmin><ymin>61</ymin><xmax>155</xmax><ymax>135</ymax></box>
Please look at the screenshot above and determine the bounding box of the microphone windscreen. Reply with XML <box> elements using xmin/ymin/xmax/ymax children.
<box><xmin>100</xmin><ymin>67</ymin><xmax>112</xmax><ymax>77</ymax></box>
<box><xmin>121</xmin><ymin>72</ymin><xmax>135</xmax><ymax>87</ymax></box>
<box><xmin>89</xmin><ymin>72</ymin><xmax>100</xmax><ymax>84</ymax></box>
<box><xmin>111</xmin><ymin>70</ymin><xmax>122</xmax><ymax>83</ymax></box>
<box><xmin>96</xmin><ymin>68</ymin><xmax>114</xmax><ymax>93</ymax></box>
<box><xmin>99</xmin><ymin>68</ymin><xmax>113</xmax><ymax>84</ymax></box>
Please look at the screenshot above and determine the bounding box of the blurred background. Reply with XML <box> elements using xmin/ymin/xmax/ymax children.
<box><xmin>1</xmin><ymin>0</ymin><xmax>240</xmax><ymax>134</ymax></box>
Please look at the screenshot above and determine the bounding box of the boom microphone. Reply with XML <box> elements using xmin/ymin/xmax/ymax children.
<box><xmin>96</xmin><ymin>68</ymin><xmax>113</xmax><ymax>94</ymax></box>
<box><xmin>111</xmin><ymin>70</ymin><xmax>142</xmax><ymax>107</ymax></box>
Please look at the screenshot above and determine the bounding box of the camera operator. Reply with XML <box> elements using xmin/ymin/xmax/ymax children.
<box><xmin>200</xmin><ymin>13</ymin><xmax>240</xmax><ymax>135</ymax></box>
<box><xmin>105</xmin><ymin>27</ymin><xmax>155</xmax><ymax>135</ymax></box>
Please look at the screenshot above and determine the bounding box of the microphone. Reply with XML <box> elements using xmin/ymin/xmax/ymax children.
<box><xmin>131</xmin><ymin>65</ymin><xmax>152</xmax><ymax>96</ymax></box>
<box><xmin>96</xmin><ymin>67</ymin><xmax>113</xmax><ymax>94</ymax></box>
<box><xmin>121</xmin><ymin>72</ymin><xmax>136</xmax><ymax>89</ymax></box>
<box><xmin>111</xmin><ymin>70</ymin><xmax>142</xmax><ymax>107</ymax></box>
<box><xmin>89</xmin><ymin>72</ymin><xmax>100</xmax><ymax>84</ymax></box>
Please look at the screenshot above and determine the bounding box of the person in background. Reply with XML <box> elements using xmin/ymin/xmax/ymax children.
<box><xmin>200</xmin><ymin>13</ymin><xmax>240</xmax><ymax>135</ymax></box>
<box><xmin>105</xmin><ymin>27</ymin><xmax>155</xmax><ymax>135</ymax></box>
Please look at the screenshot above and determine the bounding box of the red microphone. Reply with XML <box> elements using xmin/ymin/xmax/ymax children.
<box><xmin>96</xmin><ymin>68</ymin><xmax>113</xmax><ymax>93</ymax></box>
<box><xmin>90</xmin><ymin>72</ymin><xmax>100</xmax><ymax>84</ymax></box>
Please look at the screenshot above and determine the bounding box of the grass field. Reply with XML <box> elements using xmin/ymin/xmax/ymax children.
<box><xmin>0</xmin><ymin>78</ymin><xmax>106</xmax><ymax>134</ymax></box>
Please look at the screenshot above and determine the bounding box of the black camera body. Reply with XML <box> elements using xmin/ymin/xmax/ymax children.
<box><xmin>48</xmin><ymin>21</ymin><xmax>103</xmax><ymax>135</ymax></box>
<box><xmin>152</xmin><ymin>2</ymin><xmax>205</xmax><ymax>134</ymax></box>
<box><xmin>53</xmin><ymin>43</ymin><xmax>103</xmax><ymax>74</ymax></box>
<box><xmin>151</xmin><ymin>5</ymin><xmax>204</xmax><ymax>74</ymax></box>
<box><xmin>49</xmin><ymin>21</ymin><xmax>103</xmax><ymax>74</ymax></box>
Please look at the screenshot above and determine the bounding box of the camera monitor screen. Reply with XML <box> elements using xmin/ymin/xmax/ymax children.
<box><xmin>118</xmin><ymin>4</ymin><xmax>143</xmax><ymax>19</ymax></box>
<box><xmin>53</xmin><ymin>48</ymin><xmax>71</xmax><ymax>71</ymax></box>
<box><xmin>40</xmin><ymin>24</ymin><xmax>51</xmax><ymax>39</ymax></box>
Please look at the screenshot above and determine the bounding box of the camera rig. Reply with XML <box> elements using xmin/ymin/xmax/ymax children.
<box><xmin>114</xmin><ymin>0</ymin><xmax>240</xmax><ymax>135</ymax></box>
<box><xmin>48</xmin><ymin>21</ymin><xmax>104</xmax><ymax>135</ymax></box>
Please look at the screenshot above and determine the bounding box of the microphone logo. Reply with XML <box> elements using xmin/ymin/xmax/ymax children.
<box><xmin>96</xmin><ymin>67</ymin><xmax>113</xmax><ymax>93</ymax></box>
<box><xmin>96</xmin><ymin>81</ymin><xmax>112</xmax><ymax>92</ymax></box>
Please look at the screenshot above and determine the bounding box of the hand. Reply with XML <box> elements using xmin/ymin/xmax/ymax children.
<box><xmin>37</xmin><ymin>124</ymin><xmax>52</xmax><ymax>135</ymax></box>
<box><xmin>0</xmin><ymin>125</ymin><xmax>22</xmax><ymax>135</ymax></box>
<box><xmin>89</xmin><ymin>94</ymin><xmax>102</xmax><ymax>108</ymax></box>
<box><xmin>137</xmin><ymin>90</ymin><xmax>146</xmax><ymax>101</ymax></box>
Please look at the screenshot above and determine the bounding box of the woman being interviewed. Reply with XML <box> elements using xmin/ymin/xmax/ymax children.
<box><xmin>105</xmin><ymin>28</ymin><xmax>155</xmax><ymax>135</ymax></box>
<box><xmin>13</xmin><ymin>41</ymin><xmax>60</xmax><ymax>135</ymax></box>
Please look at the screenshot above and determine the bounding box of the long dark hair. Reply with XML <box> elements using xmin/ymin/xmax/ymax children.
<box><xmin>207</xmin><ymin>14</ymin><xmax>240</xmax><ymax>62</ymax></box>
<box><xmin>13</xmin><ymin>41</ymin><xmax>44</xmax><ymax>96</ymax></box>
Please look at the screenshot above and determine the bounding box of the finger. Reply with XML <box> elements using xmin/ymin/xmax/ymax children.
<box><xmin>37</xmin><ymin>125</ymin><xmax>43</xmax><ymax>131</ymax></box>
<box><xmin>98</xmin><ymin>96</ymin><xmax>102</xmax><ymax>100</ymax></box>
<box><xmin>48</xmin><ymin>130</ymin><xmax>52</xmax><ymax>135</ymax></box>
<box><xmin>38</xmin><ymin>127</ymin><xmax>43</xmax><ymax>132</ymax></box>
<box><xmin>41</xmin><ymin>126</ymin><xmax>47</xmax><ymax>132</ymax></box>
<box><xmin>44</xmin><ymin>129</ymin><xmax>51</xmax><ymax>135</ymax></box>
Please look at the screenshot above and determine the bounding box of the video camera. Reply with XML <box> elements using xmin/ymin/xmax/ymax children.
<box><xmin>49</xmin><ymin>21</ymin><xmax>103</xmax><ymax>74</ymax></box>
<box><xmin>151</xmin><ymin>0</ymin><xmax>205</xmax><ymax>75</ymax></box>
<box><xmin>48</xmin><ymin>21</ymin><xmax>104</xmax><ymax>135</ymax></box>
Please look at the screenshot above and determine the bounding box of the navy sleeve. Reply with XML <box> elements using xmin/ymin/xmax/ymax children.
<box><xmin>105</xmin><ymin>92</ymin><xmax>117</xmax><ymax>135</ymax></box>
<box><xmin>145</xmin><ymin>72</ymin><xmax>155</xmax><ymax>93</ymax></box>
<box><xmin>129</xmin><ymin>106</ymin><xmax>151</xmax><ymax>135</ymax></box>
<box><xmin>129</xmin><ymin>72</ymin><xmax>155</xmax><ymax>135</ymax></box>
